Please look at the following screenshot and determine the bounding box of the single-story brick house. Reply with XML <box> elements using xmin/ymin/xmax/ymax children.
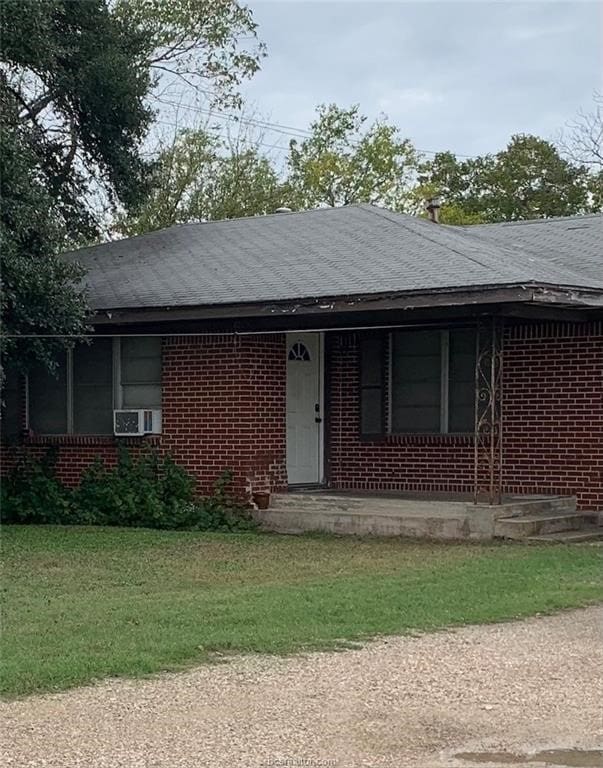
<box><xmin>2</xmin><ymin>204</ymin><xmax>602</xmax><ymax>513</ymax></box>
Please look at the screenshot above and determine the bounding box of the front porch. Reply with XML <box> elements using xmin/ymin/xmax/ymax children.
<box><xmin>253</xmin><ymin>491</ymin><xmax>602</xmax><ymax>541</ymax></box>
<box><xmin>283</xmin><ymin>317</ymin><xmax>603</xmax><ymax>517</ymax></box>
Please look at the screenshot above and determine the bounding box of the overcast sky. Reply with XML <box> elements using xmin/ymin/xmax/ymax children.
<box><xmin>237</xmin><ymin>0</ymin><xmax>602</xmax><ymax>161</ymax></box>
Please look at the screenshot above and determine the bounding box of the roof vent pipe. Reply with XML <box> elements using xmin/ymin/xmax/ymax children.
<box><xmin>426</xmin><ymin>197</ymin><xmax>441</xmax><ymax>223</ymax></box>
<box><xmin>274</xmin><ymin>206</ymin><xmax>292</xmax><ymax>213</ymax></box>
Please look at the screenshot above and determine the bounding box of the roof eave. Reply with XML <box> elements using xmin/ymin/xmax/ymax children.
<box><xmin>89</xmin><ymin>282</ymin><xmax>603</xmax><ymax>328</ymax></box>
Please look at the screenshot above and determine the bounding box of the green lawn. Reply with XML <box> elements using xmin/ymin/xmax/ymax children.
<box><xmin>2</xmin><ymin>525</ymin><xmax>602</xmax><ymax>699</ymax></box>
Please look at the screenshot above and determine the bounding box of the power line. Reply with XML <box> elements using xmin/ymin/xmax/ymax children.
<box><xmin>159</xmin><ymin>99</ymin><xmax>315</xmax><ymax>141</ymax></box>
<box><xmin>153</xmin><ymin>118</ymin><xmax>290</xmax><ymax>155</ymax></box>
<box><xmin>154</xmin><ymin>98</ymin><xmax>476</xmax><ymax>158</ymax></box>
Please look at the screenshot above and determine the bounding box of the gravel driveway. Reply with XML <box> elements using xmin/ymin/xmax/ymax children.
<box><xmin>2</xmin><ymin>607</ymin><xmax>601</xmax><ymax>768</ymax></box>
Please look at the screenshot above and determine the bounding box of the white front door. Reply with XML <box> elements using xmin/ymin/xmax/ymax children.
<box><xmin>286</xmin><ymin>333</ymin><xmax>322</xmax><ymax>485</ymax></box>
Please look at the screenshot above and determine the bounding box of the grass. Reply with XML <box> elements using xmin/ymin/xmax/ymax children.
<box><xmin>2</xmin><ymin>525</ymin><xmax>602</xmax><ymax>699</ymax></box>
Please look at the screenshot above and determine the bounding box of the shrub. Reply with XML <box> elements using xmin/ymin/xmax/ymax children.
<box><xmin>197</xmin><ymin>470</ymin><xmax>256</xmax><ymax>531</ymax></box>
<box><xmin>2</xmin><ymin>448</ymin><xmax>256</xmax><ymax>532</ymax></box>
<box><xmin>75</xmin><ymin>448</ymin><xmax>174</xmax><ymax>528</ymax></box>
<box><xmin>1</xmin><ymin>449</ymin><xmax>74</xmax><ymax>524</ymax></box>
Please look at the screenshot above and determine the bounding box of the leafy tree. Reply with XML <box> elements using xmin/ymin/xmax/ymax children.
<box><xmin>120</xmin><ymin>129</ymin><xmax>218</xmax><ymax>235</ymax></box>
<box><xmin>114</xmin><ymin>0</ymin><xmax>266</xmax><ymax>109</ymax></box>
<box><xmin>0</xmin><ymin>0</ymin><xmax>265</xmax><ymax>375</ymax></box>
<box><xmin>412</xmin><ymin>151</ymin><xmax>489</xmax><ymax>224</ymax></box>
<box><xmin>586</xmin><ymin>170</ymin><xmax>603</xmax><ymax>213</ymax></box>
<box><xmin>486</xmin><ymin>135</ymin><xmax>590</xmax><ymax>220</ymax></box>
<box><xmin>1</xmin><ymin>0</ymin><xmax>154</xmax><ymax>375</ymax></box>
<box><xmin>418</xmin><ymin>135</ymin><xmax>591</xmax><ymax>223</ymax></box>
<box><xmin>2</xmin><ymin>0</ymin><xmax>153</xmax><ymax>239</ymax></box>
<box><xmin>197</xmin><ymin>147</ymin><xmax>286</xmax><ymax>221</ymax></box>
<box><xmin>1</xmin><ymin>87</ymin><xmax>88</xmax><ymax>376</ymax></box>
<box><xmin>287</xmin><ymin>104</ymin><xmax>418</xmax><ymax>210</ymax></box>
<box><xmin>120</xmin><ymin>126</ymin><xmax>286</xmax><ymax>235</ymax></box>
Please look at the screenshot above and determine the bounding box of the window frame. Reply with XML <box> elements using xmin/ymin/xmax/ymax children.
<box><xmin>360</xmin><ymin>327</ymin><xmax>476</xmax><ymax>439</ymax></box>
<box><xmin>358</xmin><ymin>331</ymin><xmax>388</xmax><ymax>438</ymax></box>
<box><xmin>389</xmin><ymin>328</ymin><xmax>474</xmax><ymax>436</ymax></box>
<box><xmin>26</xmin><ymin>337</ymin><xmax>162</xmax><ymax>436</ymax></box>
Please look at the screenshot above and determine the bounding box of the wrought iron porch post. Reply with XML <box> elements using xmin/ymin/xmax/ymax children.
<box><xmin>473</xmin><ymin>317</ymin><xmax>504</xmax><ymax>505</ymax></box>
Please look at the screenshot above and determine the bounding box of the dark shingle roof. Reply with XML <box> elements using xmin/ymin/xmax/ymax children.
<box><xmin>464</xmin><ymin>214</ymin><xmax>602</xmax><ymax>283</ymax></box>
<box><xmin>64</xmin><ymin>204</ymin><xmax>603</xmax><ymax>311</ymax></box>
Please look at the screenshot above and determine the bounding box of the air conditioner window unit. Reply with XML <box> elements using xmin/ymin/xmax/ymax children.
<box><xmin>114</xmin><ymin>409</ymin><xmax>161</xmax><ymax>436</ymax></box>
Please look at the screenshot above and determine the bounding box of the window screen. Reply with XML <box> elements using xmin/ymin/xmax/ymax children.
<box><xmin>29</xmin><ymin>352</ymin><xmax>68</xmax><ymax>434</ymax></box>
<box><xmin>1</xmin><ymin>367</ymin><xmax>21</xmax><ymax>440</ymax></box>
<box><xmin>121</xmin><ymin>337</ymin><xmax>162</xmax><ymax>408</ymax></box>
<box><xmin>391</xmin><ymin>330</ymin><xmax>441</xmax><ymax>433</ymax></box>
<box><xmin>73</xmin><ymin>339</ymin><xmax>114</xmax><ymax>434</ymax></box>
<box><xmin>448</xmin><ymin>329</ymin><xmax>476</xmax><ymax>433</ymax></box>
<box><xmin>359</xmin><ymin>333</ymin><xmax>385</xmax><ymax>436</ymax></box>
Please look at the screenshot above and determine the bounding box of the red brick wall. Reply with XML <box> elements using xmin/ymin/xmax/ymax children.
<box><xmin>1</xmin><ymin>334</ymin><xmax>287</xmax><ymax>500</ymax></box>
<box><xmin>0</xmin><ymin>437</ymin><xmax>159</xmax><ymax>487</ymax></box>
<box><xmin>161</xmin><ymin>334</ymin><xmax>287</xmax><ymax>497</ymax></box>
<box><xmin>326</xmin><ymin>322</ymin><xmax>603</xmax><ymax>511</ymax></box>
<box><xmin>3</xmin><ymin>323</ymin><xmax>602</xmax><ymax>511</ymax></box>
<box><xmin>502</xmin><ymin>322</ymin><xmax>603</xmax><ymax>510</ymax></box>
<box><xmin>326</xmin><ymin>332</ymin><xmax>475</xmax><ymax>496</ymax></box>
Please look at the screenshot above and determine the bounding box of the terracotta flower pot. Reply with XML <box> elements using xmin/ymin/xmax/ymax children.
<box><xmin>253</xmin><ymin>492</ymin><xmax>270</xmax><ymax>510</ymax></box>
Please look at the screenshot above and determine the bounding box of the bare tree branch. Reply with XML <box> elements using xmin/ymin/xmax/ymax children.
<box><xmin>558</xmin><ymin>92</ymin><xmax>603</xmax><ymax>169</ymax></box>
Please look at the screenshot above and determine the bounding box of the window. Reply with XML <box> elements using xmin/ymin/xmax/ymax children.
<box><xmin>448</xmin><ymin>330</ymin><xmax>476</xmax><ymax>433</ymax></box>
<box><xmin>359</xmin><ymin>328</ymin><xmax>476</xmax><ymax>437</ymax></box>
<box><xmin>391</xmin><ymin>330</ymin><xmax>441</xmax><ymax>433</ymax></box>
<box><xmin>288</xmin><ymin>342</ymin><xmax>311</xmax><ymax>361</ymax></box>
<box><xmin>120</xmin><ymin>337</ymin><xmax>162</xmax><ymax>408</ymax></box>
<box><xmin>27</xmin><ymin>337</ymin><xmax>162</xmax><ymax>435</ymax></box>
<box><xmin>29</xmin><ymin>352</ymin><xmax>69</xmax><ymax>434</ymax></box>
<box><xmin>1</xmin><ymin>367</ymin><xmax>23</xmax><ymax>440</ymax></box>
<box><xmin>359</xmin><ymin>333</ymin><xmax>386</xmax><ymax>435</ymax></box>
<box><xmin>74</xmin><ymin>339</ymin><xmax>114</xmax><ymax>434</ymax></box>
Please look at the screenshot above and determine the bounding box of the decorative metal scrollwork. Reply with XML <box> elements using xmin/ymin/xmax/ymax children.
<box><xmin>474</xmin><ymin>317</ymin><xmax>504</xmax><ymax>505</ymax></box>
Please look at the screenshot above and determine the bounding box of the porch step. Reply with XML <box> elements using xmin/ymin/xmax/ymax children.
<box><xmin>253</xmin><ymin>505</ymin><xmax>473</xmax><ymax>539</ymax></box>
<box><xmin>526</xmin><ymin>526</ymin><xmax>603</xmax><ymax>544</ymax></box>
<box><xmin>494</xmin><ymin>512</ymin><xmax>596</xmax><ymax>540</ymax></box>
<box><xmin>485</xmin><ymin>495</ymin><xmax>577</xmax><ymax>519</ymax></box>
<box><xmin>270</xmin><ymin>493</ymin><xmax>465</xmax><ymax>516</ymax></box>
<box><xmin>255</xmin><ymin>492</ymin><xmax>590</xmax><ymax>541</ymax></box>
<box><xmin>257</xmin><ymin>494</ymin><xmax>501</xmax><ymax>540</ymax></box>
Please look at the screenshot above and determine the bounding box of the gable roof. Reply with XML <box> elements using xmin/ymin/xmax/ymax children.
<box><xmin>64</xmin><ymin>204</ymin><xmax>603</xmax><ymax>312</ymax></box>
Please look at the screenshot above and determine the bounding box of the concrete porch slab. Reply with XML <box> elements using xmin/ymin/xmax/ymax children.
<box><xmin>253</xmin><ymin>492</ymin><xmax>578</xmax><ymax>540</ymax></box>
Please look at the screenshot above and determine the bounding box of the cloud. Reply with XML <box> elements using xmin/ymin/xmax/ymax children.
<box><xmin>377</xmin><ymin>87</ymin><xmax>444</xmax><ymax>114</ymax></box>
<box><xmin>506</xmin><ymin>24</ymin><xmax>572</xmax><ymax>43</ymax></box>
<box><xmin>241</xmin><ymin>1</ymin><xmax>601</xmax><ymax>159</ymax></box>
